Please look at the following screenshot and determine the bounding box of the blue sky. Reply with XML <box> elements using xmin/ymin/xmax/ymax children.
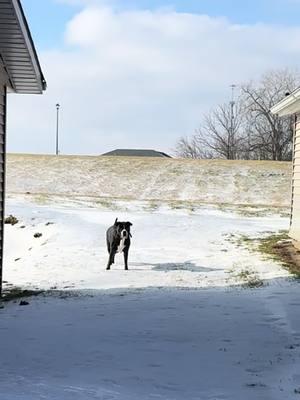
<box><xmin>22</xmin><ymin>0</ymin><xmax>300</xmax><ymax>49</ymax></box>
<box><xmin>21</xmin><ymin>0</ymin><xmax>76</xmax><ymax>48</ymax></box>
<box><xmin>8</xmin><ymin>0</ymin><xmax>300</xmax><ymax>155</ymax></box>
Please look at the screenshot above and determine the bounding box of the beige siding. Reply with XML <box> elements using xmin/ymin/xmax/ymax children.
<box><xmin>0</xmin><ymin>84</ymin><xmax>5</xmax><ymax>285</ymax></box>
<box><xmin>291</xmin><ymin>114</ymin><xmax>300</xmax><ymax>243</ymax></box>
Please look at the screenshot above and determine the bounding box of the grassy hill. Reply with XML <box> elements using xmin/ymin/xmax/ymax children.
<box><xmin>6</xmin><ymin>154</ymin><xmax>292</xmax><ymax>207</ymax></box>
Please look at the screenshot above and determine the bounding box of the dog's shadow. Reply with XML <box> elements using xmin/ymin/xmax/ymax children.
<box><xmin>131</xmin><ymin>261</ymin><xmax>221</xmax><ymax>273</ymax></box>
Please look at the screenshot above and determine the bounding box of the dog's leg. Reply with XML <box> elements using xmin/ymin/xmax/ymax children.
<box><xmin>106</xmin><ymin>251</ymin><xmax>115</xmax><ymax>270</ymax></box>
<box><xmin>123</xmin><ymin>249</ymin><xmax>129</xmax><ymax>270</ymax></box>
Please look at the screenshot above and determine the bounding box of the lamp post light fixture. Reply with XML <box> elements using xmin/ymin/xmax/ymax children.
<box><xmin>56</xmin><ymin>103</ymin><xmax>60</xmax><ymax>155</ymax></box>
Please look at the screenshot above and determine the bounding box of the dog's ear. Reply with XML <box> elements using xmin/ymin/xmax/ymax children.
<box><xmin>114</xmin><ymin>218</ymin><xmax>118</xmax><ymax>225</ymax></box>
<box><xmin>126</xmin><ymin>222</ymin><xmax>133</xmax><ymax>227</ymax></box>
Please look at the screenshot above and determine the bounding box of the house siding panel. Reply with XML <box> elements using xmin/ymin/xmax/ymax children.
<box><xmin>291</xmin><ymin>114</ymin><xmax>300</xmax><ymax>243</ymax></box>
<box><xmin>0</xmin><ymin>83</ymin><xmax>5</xmax><ymax>290</ymax></box>
<box><xmin>293</xmin><ymin>165</ymin><xmax>300</xmax><ymax>174</ymax></box>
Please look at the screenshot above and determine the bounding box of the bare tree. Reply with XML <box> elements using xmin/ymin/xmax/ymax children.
<box><xmin>175</xmin><ymin>136</ymin><xmax>212</xmax><ymax>159</ymax></box>
<box><xmin>176</xmin><ymin>68</ymin><xmax>299</xmax><ymax>161</ymax></box>
<box><xmin>175</xmin><ymin>136</ymin><xmax>202</xmax><ymax>159</ymax></box>
<box><xmin>197</xmin><ymin>100</ymin><xmax>246</xmax><ymax>159</ymax></box>
<box><xmin>176</xmin><ymin>99</ymin><xmax>246</xmax><ymax>160</ymax></box>
<box><xmin>241</xmin><ymin>68</ymin><xmax>298</xmax><ymax>161</ymax></box>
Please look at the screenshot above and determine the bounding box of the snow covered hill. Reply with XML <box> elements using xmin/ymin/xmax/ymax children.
<box><xmin>6</xmin><ymin>154</ymin><xmax>292</xmax><ymax>207</ymax></box>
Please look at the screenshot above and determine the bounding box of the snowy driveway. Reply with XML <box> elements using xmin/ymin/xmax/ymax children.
<box><xmin>1</xmin><ymin>284</ymin><xmax>300</xmax><ymax>400</ymax></box>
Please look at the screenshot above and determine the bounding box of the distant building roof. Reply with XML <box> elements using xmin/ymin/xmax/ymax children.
<box><xmin>102</xmin><ymin>149</ymin><xmax>172</xmax><ymax>158</ymax></box>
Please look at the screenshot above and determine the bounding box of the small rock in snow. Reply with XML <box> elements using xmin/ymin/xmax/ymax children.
<box><xmin>19</xmin><ymin>300</ymin><xmax>29</xmax><ymax>306</ymax></box>
<box><xmin>34</xmin><ymin>233</ymin><xmax>42</xmax><ymax>238</ymax></box>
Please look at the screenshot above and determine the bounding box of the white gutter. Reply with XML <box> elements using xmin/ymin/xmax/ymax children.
<box><xmin>270</xmin><ymin>87</ymin><xmax>300</xmax><ymax>116</ymax></box>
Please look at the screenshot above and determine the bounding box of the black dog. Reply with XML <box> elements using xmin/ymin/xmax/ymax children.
<box><xmin>106</xmin><ymin>218</ymin><xmax>132</xmax><ymax>270</ymax></box>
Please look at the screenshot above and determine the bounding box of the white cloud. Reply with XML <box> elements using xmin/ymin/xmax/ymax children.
<box><xmin>7</xmin><ymin>5</ymin><xmax>300</xmax><ymax>155</ymax></box>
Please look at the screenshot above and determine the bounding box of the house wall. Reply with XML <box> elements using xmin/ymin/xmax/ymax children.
<box><xmin>0</xmin><ymin>83</ymin><xmax>6</xmax><ymax>290</ymax></box>
<box><xmin>291</xmin><ymin>113</ymin><xmax>300</xmax><ymax>245</ymax></box>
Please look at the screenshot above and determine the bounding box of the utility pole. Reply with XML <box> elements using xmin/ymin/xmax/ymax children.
<box><xmin>230</xmin><ymin>84</ymin><xmax>237</xmax><ymax>130</ymax></box>
<box><xmin>56</xmin><ymin>103</ymin><xmax>60</xmax><ymax>155</ymax></box>
<box><xmin>229</xmin><ymin>84</ymin><xmax>237</xmax><ymax>159</ymax></box>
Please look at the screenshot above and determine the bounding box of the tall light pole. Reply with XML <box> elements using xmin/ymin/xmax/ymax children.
<box><xmin>56</xmin><ymin>103</ymin><xmax>60</xmax><ymax>155</ymax></box>
<box><xmin>230</xmin><ymin>84</ymin><xmax>237</xmax><ymax>130</ymax></box>
<box><xmin>229</xmin><ymin>84</ymin><xmax>237</xmax><ymax>159</ymax></box>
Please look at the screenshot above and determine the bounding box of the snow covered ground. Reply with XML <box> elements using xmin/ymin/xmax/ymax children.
<box><xmin>1</xmin><ymin>284</ymin><xmax>300</xmax><ymax>399</ymax></box>
<box><xmin>1</xmin><ymin>196</ymin><xmax>300</xmax><ymax>399</ymax></box>
<box><xmin>3</xmin><ymin>197</ymin><xmax>290</xmax><ymax>290</ymax></box>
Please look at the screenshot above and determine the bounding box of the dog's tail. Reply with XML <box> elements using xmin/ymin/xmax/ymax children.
<box><xmin>114</xmin><ymin>218</ymin><xmax>118</xmax><ymax>225</ymax></box>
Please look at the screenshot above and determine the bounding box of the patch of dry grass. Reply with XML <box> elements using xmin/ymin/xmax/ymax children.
<box><xmin>226</xmin><ymin>265</ymin><xmax>264</xmax><ymax>288</ymax></box>
<box><xmin>4</xmin><ymin>215</ymin><xmax>19</xmax><ymax>225</ymax></box>
<box><xmin>230</xmin><ymin>231</ymin><xmax>300</xmax><ymax>278</ymax></box>
<box><xmin>1</xmin><ymin>287</ymin><xmax>43</xmax><ymax>303</ymax></box>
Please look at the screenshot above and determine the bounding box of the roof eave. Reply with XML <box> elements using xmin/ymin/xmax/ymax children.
<box><xmin>11</xmin><ymin>0</ymin><xmax>46</xmax><ymax>93</ymax></box>
<box><xmin>270</xmin><ymin>88</ymin><xmax>300</xmax><ymax>117</ymax></box>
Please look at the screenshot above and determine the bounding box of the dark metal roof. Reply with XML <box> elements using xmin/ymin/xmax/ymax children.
<box><xmin>0</xmin><ymin>0</ymin><xmax>46</xmax><ymax>94</ymax></box>
<box><xmin>102</xmin><ymin>149</ymin><xmax>172</xmax><ymax>158</ymax></box>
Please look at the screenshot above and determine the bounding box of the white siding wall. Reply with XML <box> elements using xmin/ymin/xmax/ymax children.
<box><xmin>291</xmin><ymin>114</ymin><xmax>300</xmax><ymax>243</ymax></box>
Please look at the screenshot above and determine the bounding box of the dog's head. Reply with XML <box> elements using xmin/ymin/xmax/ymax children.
<box><xmin>114</xmin><ymin>218</ymin><xmax>132</xmax><ymax>239</ymax></box>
